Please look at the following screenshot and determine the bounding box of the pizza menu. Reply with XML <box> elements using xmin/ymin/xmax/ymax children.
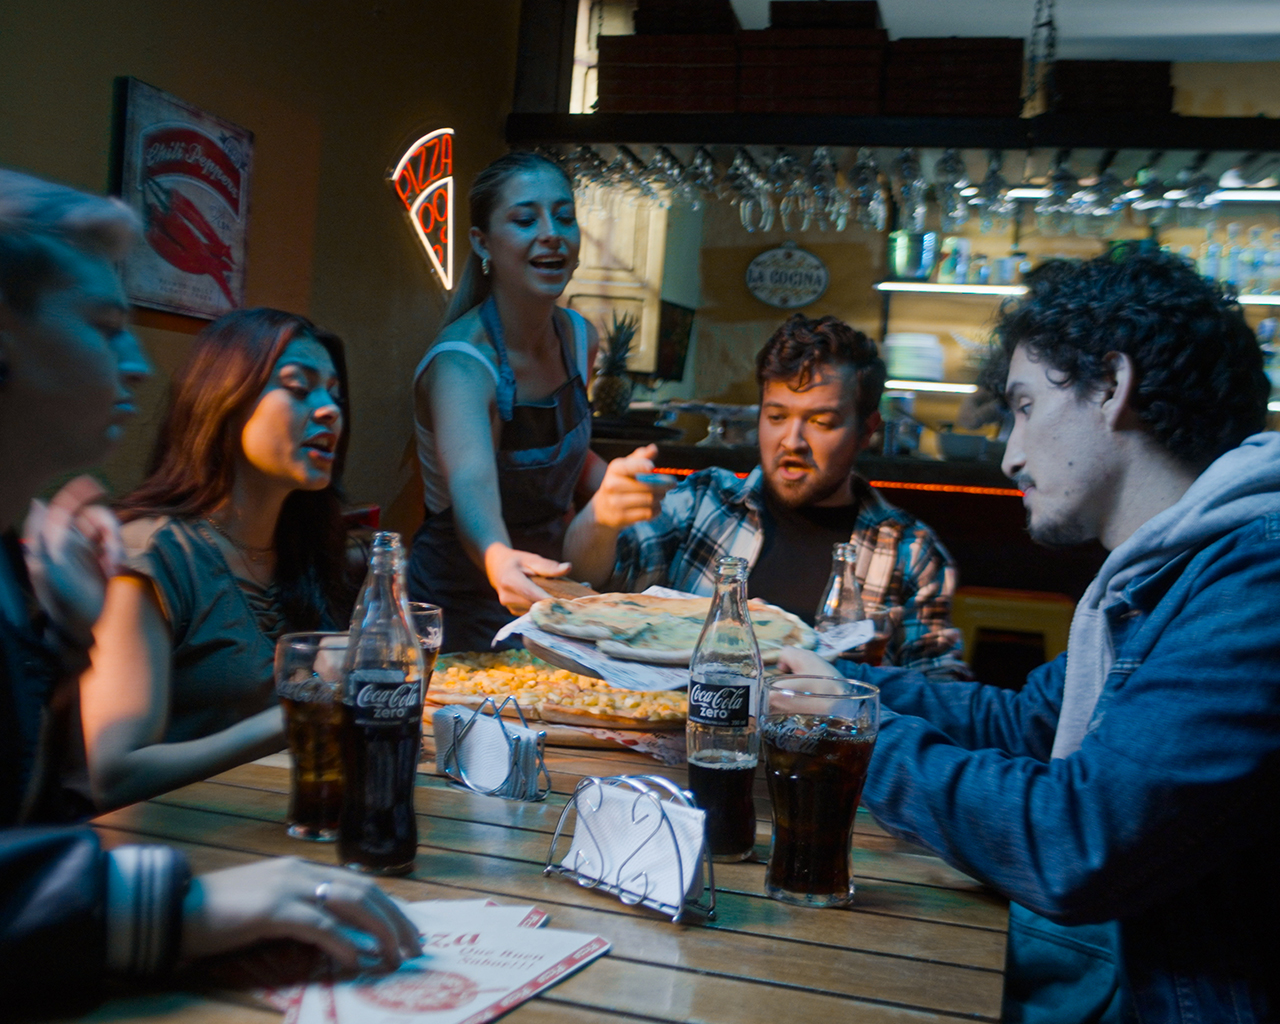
<box><xmin>268</xmin><ymin>899</ymin><xmax>609</xmax><ymax>1024</ymax></box>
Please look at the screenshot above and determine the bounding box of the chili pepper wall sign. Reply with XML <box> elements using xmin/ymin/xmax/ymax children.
<box><xmin>391</xmin><ymin>129</ymin><xmax>454</xmax><ymax>291</ymax></box>
<box><xmin>113</xmin><ymin>78</ymin><xmax>252</xmax><ymax>318</ymax></box>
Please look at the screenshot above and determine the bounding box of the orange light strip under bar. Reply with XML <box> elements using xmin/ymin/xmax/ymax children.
<box><xmin>656</xmin><ymin>468</ymin><xmax>1023</xmax><ymax>497</ymax></box>
<box><xmin>869</xmin><ymin>480</ymin><xmax>1023</xmax><ymax>497</ymax></box>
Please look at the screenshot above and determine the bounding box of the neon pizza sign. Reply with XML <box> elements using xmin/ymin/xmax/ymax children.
<box><xmin>392</xmin><ymin>128</ymin><xmax>454</xmax><ymax>290</ymax></box>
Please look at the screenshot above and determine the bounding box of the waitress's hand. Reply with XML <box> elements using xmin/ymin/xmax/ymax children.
<box><xmin>591</xmin><ymin>444</ymin><xmax>668</xmax><ymax>530</ymax></box>
<box><xmin>484</xmin><ymin>543</ymin><xmax>571</xmax><ymax>615</ymax></box>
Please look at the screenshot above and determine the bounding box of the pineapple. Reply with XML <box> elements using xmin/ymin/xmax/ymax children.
<box><xmin>591</xmin><ymin>312</ymin><xmax>638</xmax><ymax>418</ymax></box>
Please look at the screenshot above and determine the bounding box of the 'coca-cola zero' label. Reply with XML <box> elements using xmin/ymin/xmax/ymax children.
<box><xmin>688</xmin><ymin>675</ymin><xmax>751</xmax><ymax>727</ymax></box>
<box><xmin>348</xmin><ymin>669</ymin><xmax>420</xmax><ymax>724</ymax></box>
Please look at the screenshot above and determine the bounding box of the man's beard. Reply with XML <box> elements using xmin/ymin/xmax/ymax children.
<box><xmin>1026</xmin><ymin>511</ymin><xmax>1090</xmax><ymax>548</ymax></box>
<box><xmin>763</xmin><ymin>463</ymin><xmax>850</xmax><ymax>509</ymax></box>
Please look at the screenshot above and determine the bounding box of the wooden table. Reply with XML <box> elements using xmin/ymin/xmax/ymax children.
<box><xmin>82</xmin><ymin>742</ymin><xmax>1008</xmax><ymax>1023</ymax></box>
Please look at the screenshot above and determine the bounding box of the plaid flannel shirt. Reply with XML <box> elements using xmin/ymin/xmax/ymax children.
<box><xmin>608</xmin><ymin>467</ymin><xmax>969</xmax><ymax>680</ymax></box>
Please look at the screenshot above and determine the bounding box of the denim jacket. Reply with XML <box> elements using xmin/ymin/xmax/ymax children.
<box><xmin>854</xmin><ymin>511</ymin><xmax>1280</xmax><ymax>1022</ymax></box>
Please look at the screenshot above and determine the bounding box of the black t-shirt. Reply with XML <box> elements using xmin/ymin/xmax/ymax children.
<box><xmin>748</xmin><ymin>486</ymin><xmax>859</xmax><ymax>624</ymax></box>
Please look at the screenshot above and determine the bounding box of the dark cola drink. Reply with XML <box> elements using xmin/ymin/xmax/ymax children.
<box><xmin>687</xmin><ymin>754</ymin><xmax>756</xmax><ymax>856</ymax></box>
<box><xmin>280</xmin><ymin>694</ymin><xmax>343</xmax><ymax>840</ymax></box>
<box><xmin>762</xmin><ymin>714</ymin><xmax>876</xmax><ymax>907</ymax></box>
<box><xmin>339</xmin><ymin>671</ymin><xmax>422</xmax><ymax>874</ymax></box>
<box><xmin>339</xmin><ymin>532</ymin><xmax>425</xmax><ymax>876</ymax></box>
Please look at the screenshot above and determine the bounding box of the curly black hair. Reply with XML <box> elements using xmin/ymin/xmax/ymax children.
<box><xmin>756</xmin><ymin>313</ymin><xmax>887</xmax><ymax>428</ymax></box>
<box><xmin>981</xmin><ymin>248</ymin><xmax>1269</xmax><ymax>467</ymax></box>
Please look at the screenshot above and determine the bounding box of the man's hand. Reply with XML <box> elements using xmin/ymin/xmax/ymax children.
<box><xmin>484</xmin><ymin>543</ymin><xmax>570</xmax><ymax>615</ymax></box>
<box><xmin>591</xmin><ymin>444</ymin><xmax>668</xmax><ymax>530</ymax></box>
<box><xmin>776</xmin><ymin>647</ymin><xmax>842</xmax><ymax>679</ymax></box>
<box><xmin>23</xmin><ymin>476</ymin><xmax>124</xmax><ymax>646</ymax></box>
<box><xmin>181</xmin><ymin>857</ymin><xmax>422</xmax><ymax>971</ymax></box>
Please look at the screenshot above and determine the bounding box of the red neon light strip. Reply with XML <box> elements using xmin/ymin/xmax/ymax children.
<box><xmin>869</xmin><ymin>480</ymin><xmax>1023</xmax><ymax>497</ymax></box>
<box><xmin>654</xmin><ymin>467</ymin><xmax>1022</xmax><ymax>497</ymax></box>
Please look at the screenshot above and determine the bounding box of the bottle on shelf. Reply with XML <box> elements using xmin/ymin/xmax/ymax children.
<box><xmin>339</xmin><ymin>530</ymin><xmax>425</xmax><ymax>876</ymax></box>
<box><xmin>686</xmin><ymin>555</ymin><xmax>762</xmax><ymax>863</ymax></box>
<box><xmin>1266</xmin><ymin>232</ymin><xmax>1280</xmax><ymax>295</ymax></box>
<box><xmin>1222</xmin><ymin>222</ymin><xmax>1243</xmax><ymax>288</ymax></box>
<box><xmin>1242</xmin><ymin>226</ymin><xmax>1266</xmax><ymax>295</ymax></box>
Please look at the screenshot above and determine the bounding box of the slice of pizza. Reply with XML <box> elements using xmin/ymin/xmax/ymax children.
<box><xmin>529</xmin><ymin>593</ymin><xmax>817</xmax><ymax>665</ymax></box>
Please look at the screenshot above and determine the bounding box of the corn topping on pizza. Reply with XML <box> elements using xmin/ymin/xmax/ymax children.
<box><xmin>426</xmin><ymin>650</ymin><xmax>686</xmax><ymax>730</ymax></box>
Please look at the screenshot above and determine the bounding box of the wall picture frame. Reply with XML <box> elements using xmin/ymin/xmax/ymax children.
<box><xmin>111</xmin><ymin>77</ymin><xmax>253</xmax><ymax>319</ymax></box>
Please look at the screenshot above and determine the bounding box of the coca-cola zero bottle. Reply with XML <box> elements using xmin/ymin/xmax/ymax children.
<box><xmin>686</xmin><ymin>555</ymin><xmax>762</xmax><ymax>862</ymax></box>
<box><xmin>339</xmin><ymin>531</ymin><xmax>425</xmax><ymax>875</ymax></box>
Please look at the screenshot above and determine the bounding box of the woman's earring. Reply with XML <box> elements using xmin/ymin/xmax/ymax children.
<box><xmin>481</xmin><ymin>256</ymin><xmax>490</xmax><ymax>277</ymax></box>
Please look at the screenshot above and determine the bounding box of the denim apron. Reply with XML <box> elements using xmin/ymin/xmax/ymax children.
<box><xmin>409</xmin><ymin>298</ymin><xmax>591</xmax><ymax>653</ymax></box>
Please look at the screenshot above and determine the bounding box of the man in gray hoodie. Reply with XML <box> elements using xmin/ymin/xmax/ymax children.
<box><xmin>782</xmin><ymin>249</ymin><xmax>1277</xmax><ymax>1023</ymax></box>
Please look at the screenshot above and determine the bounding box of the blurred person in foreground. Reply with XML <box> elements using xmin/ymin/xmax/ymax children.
<box><xmin>80</xmin><ymin>308</ymin><xmax>354</xmax><ymax>811</ymax></box>
<box><xmin>0</xmin><ymin>167</ymin><xmax>417</xmax><ymax>1017</ymax></box>
<box><xmin>565</xmin><ymin>313</ymin><xmax>969</xmax><ymax>679</ymax></box>
<box><xmin>782</xmin><ymin>251</ymin><xmax>1278</xmax><ymax>1022</ymax></box>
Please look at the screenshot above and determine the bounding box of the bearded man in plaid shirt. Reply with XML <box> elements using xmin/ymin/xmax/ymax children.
<box><xmin>566</xmin><ymin>314</ymin><xmax>969</xmax><ymax>680</ymax></box>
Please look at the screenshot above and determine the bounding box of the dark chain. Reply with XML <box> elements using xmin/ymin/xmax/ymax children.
<box><xmin>1026</xmin><ymin>0</ymin><xmax>1058</xmax><ymax>104</ymax></box>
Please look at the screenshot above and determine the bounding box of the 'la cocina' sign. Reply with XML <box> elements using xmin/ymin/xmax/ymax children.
<box><xmin>745</xmin><ymin>243</ymin><xmax>829</xmax><ymax>309</ymax></box>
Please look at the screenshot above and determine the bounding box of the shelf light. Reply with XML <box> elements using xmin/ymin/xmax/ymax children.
<box><xmin>1212</xmin><ymin>190</ymin><xmax>1280</xmax><ymax>203</ymax></box>
<box><xmin>1240</xmin><ymin>295</ymin><xmax>1280</xmax><ymax>306</ymax></box>
<box><xmin>874</xmin><ymin>281</ymin><xmax>1027</xmax><ymax>296</ymax></box>
<box><xmin>885</xmin><ymin>380</ymin><xmax>979</xmax><ymax>394</ymax></box>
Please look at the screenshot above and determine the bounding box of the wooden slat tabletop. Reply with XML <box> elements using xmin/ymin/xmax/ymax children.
<box><xmin>81</xmin><ymin>741</ymin><xmax>1007</xmax><ymax>1024</ymax></box>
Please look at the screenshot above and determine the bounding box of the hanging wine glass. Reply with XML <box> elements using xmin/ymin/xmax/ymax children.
<box><xmin>566</xmin><ymin>145</ymin><xmax>610</xmax><ymax>216</ymax></box>
<box><xmin>1069</xmin><ymin>153</ymin><xmax>1125</xmax><ymax>237</ymax></box>
<box><xmin>1035</xmin><ymin>151</ymin><xmax>1077</xmax><ymax>237</ymax></box>
<box><xmin>688</xmin><ymin>147</ymin><xmax>723</xmax><ymax>210</ymax></box>
<box><xmin>726</xmin><ymin>148</ymin><xmax>773</xmax><ymax>233</ymax></box>
<box><xmin>892</xmin><ymin>148</ymin><xmax>928</xmax><ymax>234</ymax></box>
<box><xmin>1129</xmin><ymin>153</ymin><xmax>1172</xmax><ymax>228</ymax></box>
<box><xmin>970</xmin><ymin>150</ymin><xmax>1016</xmax><ymax>234</ymax></box>
<box><xmin>1175</xmin><ymin>153</ymin><xmax>1219</xmax><ymax>229</ymax></box>
<box><xmin>851</xmin><ymin>148</ymin><xmax>888</xmax><ymax>232</ymax></box>
<box><xmin>933</xmin><ymin>148</ymin><xmax>970</xmax><ymax>233</ymax></box>
<box><xmin>807</xmin><ymin>146</ymin><xmax>840</xmax><ymax>231</ymax></box>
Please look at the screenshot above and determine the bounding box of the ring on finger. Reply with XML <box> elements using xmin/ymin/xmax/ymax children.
<box><xmin>314</xmin><ymin>880</ymin><xmax>333</xmax><ymax>907</ymax></box>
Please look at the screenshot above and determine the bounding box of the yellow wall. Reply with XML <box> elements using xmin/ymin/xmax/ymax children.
<box><xmin>0</xmin><ymin>0</ymin><xmax>521</xmax><ymax>533</ymax></box>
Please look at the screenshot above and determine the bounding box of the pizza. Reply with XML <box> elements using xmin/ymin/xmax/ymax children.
<box><xmin>426</xmin><ymin>650</ymin><xmax>686</xmax><ymax>730</ymax></box>
<box><xmin>529</xmin><ymin>592</ymin><xmax>817</xmax><ymax>665</ymax></box>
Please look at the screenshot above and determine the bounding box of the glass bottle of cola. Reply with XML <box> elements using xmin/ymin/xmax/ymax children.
<box><xmin>815</xmin><ymin>542</ymin><xmax>863</xmax><ymax>632</ymax></box>
<box><xmin>686</xmin><ymin>555</ymin><xmax>762</xmax><ymax>862</ymax></box>
<box><xmin>339</xmin><ymin>531</ymin><xmax>425</xmax><ymax>876</ymax></box>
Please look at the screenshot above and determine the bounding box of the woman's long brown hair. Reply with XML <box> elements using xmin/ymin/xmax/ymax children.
<box><xmin>118</xmin><ymin>307</ymin><xmax>355</xmax><ymax>629</ymax></box>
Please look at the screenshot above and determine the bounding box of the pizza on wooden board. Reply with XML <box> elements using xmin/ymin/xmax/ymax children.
<box><xmin>529</xmin><ymin>592</ymin><xmax>817</xmax><ymax>665</ymax></box>
<box><xmin>425</xmin><ymin>650</ymin><xmax>686</xmax><ymax>730</ymax></box>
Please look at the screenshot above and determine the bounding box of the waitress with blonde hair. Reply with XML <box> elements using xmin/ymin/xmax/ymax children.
<box><xmin>411</xmin><ymin>151</ymin><xmax>661</xmax><ymax>652</ymax></box>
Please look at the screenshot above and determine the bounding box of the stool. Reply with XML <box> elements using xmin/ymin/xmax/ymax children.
<box><xmin>952</xmin><ymin>586</ymin><xmax>1075</xmax><ymax>666</ymax></box>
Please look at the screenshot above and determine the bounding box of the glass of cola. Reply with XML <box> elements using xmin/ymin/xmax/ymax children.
<box><xmin>275</xmin><ymin>632</ymin><xmax>348</xmax><ymax>840</ymax></box>
<box><xmin>762</xmin><ymin>676</ymin><xmax>879</xmax><ymax>907</ymax></box>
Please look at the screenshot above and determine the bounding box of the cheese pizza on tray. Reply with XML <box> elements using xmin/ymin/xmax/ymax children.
<box><xmin>427</xmin><ymin>650</ymin><xmax>686</xmax><ymax>730</ymax></box>
<box><xmin>529</xmin><ymin>592</ymin><xmax>817</xmax><ymax>665</ymax></box>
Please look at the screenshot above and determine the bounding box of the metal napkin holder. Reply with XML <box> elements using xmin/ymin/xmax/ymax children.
<box><xmin>544</xmin><ymin>775</ymin><xmax>716</xmax><ymax>923</ymax></box>
<box><xmin>432</xmin><ymin>696</ymin><xmax>551</xmax><ymax>801</ymax></box>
